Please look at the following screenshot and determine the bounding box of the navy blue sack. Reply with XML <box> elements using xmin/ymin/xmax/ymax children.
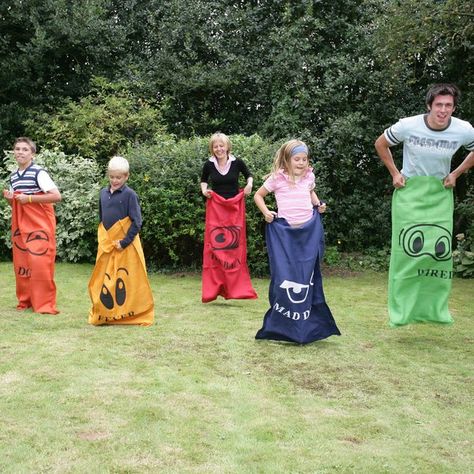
<box><xmin>255</xmin><ymin>211</ymin><xmax>341</xmax><ymax>344</ymax></box>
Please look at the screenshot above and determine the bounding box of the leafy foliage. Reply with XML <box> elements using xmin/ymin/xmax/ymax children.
<box><xmin>453</xmin><ymin>191</ymin><xmax>474</xmax><ymax>277</ymax></box>
<box><xmin>24</xmin><ymin>77</ymin><xmax>166</xmax><ymax>165</ymax></box>
<box><xmin>0</xmin><ymin>150</ymin><xmax>101</xmax><ymax>262</ymax></box>
<box><xmin>0</xmin><ymin>0</ymin><xmax>473</xmax><ymax>273</ymax></box>
<box><xmin>0</xmin><ymin>0</ymin><xmax>134</xmax><ymax>148</ymax></box>
<box><xmin>453</xmin><ymin>234</ymin><xmax>474</xmax><ymax>278</ymax></box>
<box><xmin>126</xmin><ymin>134</ymin><xmax>277</xmax><ymax>275</ymax></box>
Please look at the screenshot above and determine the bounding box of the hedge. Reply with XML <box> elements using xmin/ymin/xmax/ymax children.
<box><xmin>2</xmin><ymin>135</ymin><xmax>470</xmax><ymax>277</ymax></box>
<box><xmin>0</xmin><ymin>135</ymin><xmax>278</xmax><ymax>275</ymax></box>
<box><xmin>126</xmin><ymin>134</ymin><xmax>277</xmax><ymax>276</ymax></box>
<box><xmin>0</xmin><ymin>150</ymin><xmax>101</xmax><ymax>262</ymax></box>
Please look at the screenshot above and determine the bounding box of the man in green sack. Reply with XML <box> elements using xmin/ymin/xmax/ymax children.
<box><xmin>375</xmin><ymin>83</ymin><xmax>474</xmax><ymax>326</ymax></box>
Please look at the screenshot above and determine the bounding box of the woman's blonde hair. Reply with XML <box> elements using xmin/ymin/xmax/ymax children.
<box><xmin>209</xmin><ymin>132</ymin><xmax>232</xmax><ymax>156</ymax></box>
<box><xmin>267</xmin><ymin>139</ymin><xmax>309</xmax><ymax>182</ymax></box>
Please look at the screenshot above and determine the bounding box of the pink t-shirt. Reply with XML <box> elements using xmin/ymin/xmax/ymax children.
<box><xmin>263</xmin><ymin>168</ymin><xmax>315</xmax><ymax>225</ymax></box>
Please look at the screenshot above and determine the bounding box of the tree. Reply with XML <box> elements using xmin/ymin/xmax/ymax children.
<box><xmin>372</xmin><ymin>0</ymin><xmax>474</xmax><ymax>239</ymax></box>
<box><xmin>0</xmin><ymin>0</ymin><xmax>144</xmax><ymax>151</ymax></box>
<box><xmin>24</xmin><ymin>77</ymin><xmax>166</xmax><ymax>164</ymax></box>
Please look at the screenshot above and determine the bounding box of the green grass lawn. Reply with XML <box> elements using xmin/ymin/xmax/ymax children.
<box><xmin>0</xmin><ymin>262</ymin><xmax>472</xmax><ymax>473</ymax></box>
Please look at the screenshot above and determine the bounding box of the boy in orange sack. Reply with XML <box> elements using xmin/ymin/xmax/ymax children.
<box><xmin>3</xmin><ymin>137</ymin><xmax>61</xmax><ymax>314</ymax></box>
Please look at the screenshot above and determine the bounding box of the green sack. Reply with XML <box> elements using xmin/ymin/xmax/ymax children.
<box><xmin>388</xmin><ymin>176</ymin><xmax>454</xmax><ymax>327</ymax></box>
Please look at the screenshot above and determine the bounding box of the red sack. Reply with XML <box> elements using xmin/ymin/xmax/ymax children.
<box><xmin>202</xmin><ymin>190</ymin><xmax>257</xmax><ymax>303</ymax></box>
<box><xmin>11</xmin><ymin>194</ymin><xmax>59</xmax><ymax>314</ymax></box>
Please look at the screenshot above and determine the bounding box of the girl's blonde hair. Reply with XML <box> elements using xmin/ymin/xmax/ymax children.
<box><xmin>267</xmin><ymin>139</ymin><xmax>309</xmax><ymax>182</ymax></box>
<box><xmin>108</xmin><ymin>155</ymin><xmax>129</xmax><ymax>174</ymax></box>
<box><xmin>209</xmin><ymin>132</ymin><xmax>232</xmax><ymax>156</ymax></box>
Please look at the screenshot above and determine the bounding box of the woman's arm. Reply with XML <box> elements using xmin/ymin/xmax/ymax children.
<box><xmin>200</xmin><ymin>161</ymin><xmax>212</xmax><ymax>198</ymax></box>
<box><xmin>200</xmin><ymin>182</ymin><xmax>212</xmax><ymax>198</ymax></box>
<box><xmin>244</xmin><ymin>176</ymin><xmax>253</xmax><ymax>195</ymax></box>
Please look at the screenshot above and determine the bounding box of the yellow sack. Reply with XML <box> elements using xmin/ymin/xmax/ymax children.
<box><xmin>88</xmin><ymin>217</ymin><xmax>154</xmax><ymax>326</ymax></box>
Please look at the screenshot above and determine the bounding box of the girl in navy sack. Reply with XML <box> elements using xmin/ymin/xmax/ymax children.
<box><xmin>254</xmin><ymin>139</ymin><xmax>326</xmax><ymax>224</ymax></box>
<box><xmin>253</xmin><ymin>139</ymin><xmax>340</xmax><ymax>344</ymax></box>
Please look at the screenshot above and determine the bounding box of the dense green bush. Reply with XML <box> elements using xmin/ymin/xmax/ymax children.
<box><xmin>453</xmin><ymin>192</ymin><xmax>474</xmax><ymax>277</ymax></box>
<box><xmin>0</xmin><ymin>134</ymin><xmax>384</xmax><ymax>275</ymax></box>
<box><xmin>453</xmin><ymin>234</ymin><xmax>474</xmax><ymax>278</ymax></box>
<box><xmin>1</xmin><ymin>135</ymin><xmax>470</xmax><ymax>278</ymax></box>
<box><xmin>126</xmin><ymin>132</ymin><xmax>370</xmax><ymax>276</ymax></box>
<box><xmin>310</xmin><ymin>112</ymin><xmax>394</xmax><ymax>251</ymax></box>
<box><xmin>0</xmin><ymin>150</ymin><xmax>101</xmax><ymax>262</ymax></box>
<box><xmin>323</xmin><ymin>245</ymin><xmax>391</xmax><ymax>273</ymax></box>
<box><xmin>126</xmin><ymin>134</ymin><xmax>277</xmax><ymax>276</ymax></box>
<box><xmin>24</xmin><ymin>77</ymin><xmax>166</xmax><ymax>165</ymax></box>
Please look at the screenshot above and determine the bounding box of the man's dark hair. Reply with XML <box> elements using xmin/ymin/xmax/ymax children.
<box><xmin>425</xmin><ymin>83</ymin><xmax>460</xmax><ymax>108</ymax></box>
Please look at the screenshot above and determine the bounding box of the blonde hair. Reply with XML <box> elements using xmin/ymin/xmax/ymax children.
<box><xmin>209</xmin><ymin>132</ymin><xmax>232</xmax><ymax>156</ymax></box>
<box><xmin>267</xmin><ymin>139</ymin><xmax>309</xmax><ymax>182</ymax></box>
<box><xmin>108</xmin><ymin>155</ymin><xmax>129</xmax><ymax>174</ymax></box>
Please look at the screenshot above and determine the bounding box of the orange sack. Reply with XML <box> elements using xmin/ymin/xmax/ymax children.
<box><xmin>88</xmin><ymin>217</ymin><xmax>154</xmax><ymax>326</ymax></box>
<box><xmin>11</xmin><ymin>195</ymin><xmax>59</xmax><ymax>314</ymax></box>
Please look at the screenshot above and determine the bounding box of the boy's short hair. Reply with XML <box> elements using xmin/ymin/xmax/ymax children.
<box><xmin>108</xmin><ymin>156</ymin><xmax>129</xmax><ymax>174</ymax></box>
<box><xmin>425</xmin><ymin>83</ymin><xmax>460</xmax><ymax>108</ymax></box>
<box><xmin>14</xmin><ymin>137</ymin><xmax>36</xmax><ymax>153</ymax></box>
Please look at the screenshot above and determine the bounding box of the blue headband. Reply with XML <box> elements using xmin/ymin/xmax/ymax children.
<box><xmin>290</xmin><ymin>144</ymin><xmax>308</xmax><ymax>156</ymax></box>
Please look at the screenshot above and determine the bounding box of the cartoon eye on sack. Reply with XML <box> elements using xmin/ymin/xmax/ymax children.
<box><xmin>280</xmin><ymin>280</ymin><xmax>310</xmax><ymax>304</ymax></box>
<box><xmin>399</xmin><ymin>224</ymin><xmax>451</xmax><ymax>261</ymax></box>
<box><xmin>13</xmin><ymin>228</ymin><xmax>27</xmax><ymax>252</ymax></box>
<box><xmin>100</xmin><ymin>268</ymin><xmax>129</xmax><ymax>310</ymax></box>
<box><xmin>13</xmin><ymin>228</ymin><xmax>49</xmax><ymax>255</ymax></box>
<box><xmin>211</xmin><ymin>226</ymin><xmax>241</xmax><ymax>250</ymax></box>
<box><xmin>25</xmin><ymin>230</ymin><xmax>50</xmax><ymax>255</ymax></box>
<box><xmin>115</xmin><ymin>276</ymin><xmax>126</xmax><ymax>306</ymax></box>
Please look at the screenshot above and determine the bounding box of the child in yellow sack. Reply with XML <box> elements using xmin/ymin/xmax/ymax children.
<box><xmin>88</xmin><ymin>156</ymin><xmax>154</xmax><ymax>326</ymax></box>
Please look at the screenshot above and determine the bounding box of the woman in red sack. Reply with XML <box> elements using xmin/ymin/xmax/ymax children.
<box><xmin>3</xmin><ymin>137</ymin><xmax>61</xmax><ymax>314</ymax></box>
<box><xmin>200</xmin><ymin>133</ymin><xmax>257</xmax><ymax>302</ymax></box>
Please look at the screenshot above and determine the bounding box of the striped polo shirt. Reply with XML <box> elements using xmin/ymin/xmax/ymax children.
<box><xmin>10</xmin><ymin>163</ymin><xmax>56</xmax><ymax>194</ymax></box>
<box><xmin>10</xmin><ymin>163</ymin><xmax>44</xmax><ymax>194</ymax></box>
